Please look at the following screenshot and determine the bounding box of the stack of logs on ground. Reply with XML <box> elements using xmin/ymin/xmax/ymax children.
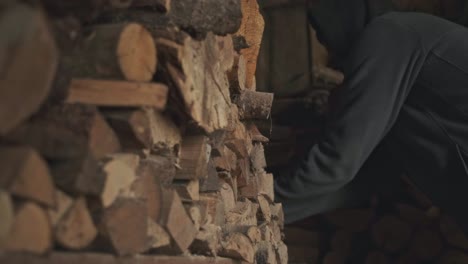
<box><xmin>0</xmin><ymin>1</ymin><xmax>287</xmax><ymax>263</ymax></box>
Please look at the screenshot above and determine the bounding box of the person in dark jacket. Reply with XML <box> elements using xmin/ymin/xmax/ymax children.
<box><xmin>274</xmin><ymin>0</ymin><xmax>468</xmax><ymax>231</ymax></box>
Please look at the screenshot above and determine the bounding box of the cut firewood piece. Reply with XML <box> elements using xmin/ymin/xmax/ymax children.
<box><xmin>0</xmin><ymin>191</ymin><xmax>14</xmax><ymax>246</ymax></box>
<box><xmin>440</xmin><ymin>250</ymin><xmax>468</xmax><ymax>264</ymax></box>
<box><xmin>212</xmin><ymin>146</ymin><xmax>237</xmax><ymax>172</ymax></box>
<box><xmin>259</xmin><ymin>223</ymin><xmax>274</xmax><ymax>243</ymax></box>
<box><xmin>147</xmin><ymin>218</ymin><xmax>171</xmax><ymax>249</ymax></box>
<box><xmin>372</xmin><ymin>215</ymin><xmax>412</xmax><ymax>253</ymax></box>
<box><xmin>176</xmin><ymin>135</ymin><xmax>210</xmax><ymax>180</ymax></box>
<box><xmin>323</xmin><ymin>251</ymin><xmax>346</xmax><ymax>264</ymax></box>
<box><xmin>270</xmin><ymin>203</ymin><xmax>285</xmax><ymax>230</ymax></box>
<box><xmin>66</xmin><ymin>79</ymin><xmax>168</xmax><ymax>109</ymax></box>
<box><xmin>234</xmin><ymin>0</ymin><xmax>265</xmax><ymax>89</ymax></box>
<box><xmin>156</xmin><ymin>34</ymin><xmax>234</xmax><ymax>133</ymax></box>
<box><xmin>189</xmin><ymin>224</ymin><xmax>222</xmax><ymax>257</ymax></box>
<box><xmin>408</xmin><ymin>228</ymin><xmax>442</xmax><ymax>261</ymax></box>
<box><xmin>220</xmin><ymin>232</ymin><xmax>255</xmax><ymax>263</ymax></box>
<box><xmin>100</xmin><ymin>154</ymin><xmax>139</xmax><ymax>208</ymax></box>
<box><xmin>226</xmin><ymin>121</ymin><xmax>253</xmax><ymax>154</ymax></box>
<box><xmin>238</xmin><ymin>175</ymin><xmax>259</xmax><ymax>199</ymax></box>
<box><xmin>133</xmin><ymin>159</ymin><xmax>164</xmax><ymax>222</ymax></box>
<box><xmin>131</xmin><ymin>0</ymin><xmax>171</xmax><ymax>12</ymax></box>
<box><xmin>6</xmin><ymin>105</ymin><xmax>120</xmax><ymax>161</ymax></box>
<box><xmin>170</xmin><ymin>0</ymin><xmax>242</xmax><ymax>37</ymax></box>
<box><xmin>258</xmin><ymin>172</ymin><xmax>274</xmax><ymax>202</ymax></box>
<box><xmin>0</xmin><ymin>3</ymin><xmax>58</xmax><ymax>135</ymax></box>
<box><xmin>250</xmin><ymin>143</ymin><xmax>267</xmax><ymax>173</ymax></box>
<box><xmin>200</xmin><ymin>193</ymin><xmax>226</xmax><ymax>227</ymax></box>
<box><xmin>228</xmin><ymin>54</ymin><xmax>247</xmax><ymax>93</ymax></box>
<box><xmin>400</xmin><ymin>175</ymin><xmax>433</xmax><ymax>209</ymax></box>
<box><xmin>365</xmin><ymin>251</ymin><xmax>390</xmax><ymax>264</ymax></box>
<box><xmin>173</xmin><ymin>180</ymin><xmax>200</xmax><ymax>202</ymax></box>
<box><xmin>48</xmin><ymin>190</ymin><xmax>74</xmax><ymax>227</ymax></box>
<box><xmin>140</xmin><ymin>155</ymin><xmax>176</xmax><ymax>186</ymax></box>
<box><xmin>158</xmin><ymin>189</ymin><xmax>197</xmax><ymax>254</ymax></box>
<box><xmin>270</xmin><ymin>221</ymin><xmax>282</xmax><ymax>247</ymax></box>
<box><xmin>187</xmin><ymin>205</ymin><xmax>202</xmax><ymax>230</ymax></box>
<box><xmin>225</xmin><ymin>200</ymin><xmax>258</xmax><ymax>231</ymax></box>
<box><xmin>66</xmin><ymin>23</ymin><xmax>156</xmax><ymax>82</ymax></box>
<box><xmin>235</xmin><ymin>91</ymin><xmax>274</xmax><ymax>120</ymax></box>
<box><xmin>51</xmin><ymin>154</ymin><xmax>104</xmax><ymax>196</ymax></box>
<box><xmin>1</xmin><ymin>202</ymin><xmax>52</xmax><ymax>254</ymax></box>
<box><xmin>219</xmin><ymin>180</ymin><xmax>236</xmax><ymax>214</ymax></box>
<box><xmin>105</xmin><ymin>108</ymin><xmax>181</xmax><ymax>153</ymax></box>
<box><xmin>324</xmin><ymin>208</ymin><xmax>373</xmax><ymax>233</ymax></box>
<box><xmin>55</xmin><ymin>197</ymin><xmax>97</xmax><ymax>250</ymax></box>
<box><xmin>284</xmin><ymin>227</ymin><xmax>320</xmax><ymax>247</ymax></box>
<box><xmin>257</xmin><ymin>194</ymin><xmax>272</xmax><ymax>223</ymax></box>
<box><xmin>0</xmin><ymin>146</ymin><xmax>55</xmax><ymax>207</ymax></box>
<box><xmin>275</xmin><ymin>241</ymin><xmax>288</xmax><ymax>264</ymax></box>
<box><xmin>99</xmin><ymin>198</ymin><xmax>149</xmax><ymax>255</ymax></box>
<box><xmin>330</xmin><ymin>230</ymin><xmax>352</xmax><ymax>258</ymax></box>
<box><xmin>256</xmin><ymin>242</ymin><xmax>277</xmax><ymax>264</ymax></box>
<box><xmin>440</xmin><ymin>215</ymin><xmax>468</xmax><ymax>250</ymax></box>
<box><xmin>200</xmin><ymin>160</ymin><xmax>221</xmax><ymax>192</ymax></box>
<box><xmin>232</xmin><ymin>226</ymin><xmax>261</xmax><ymax>244</ymax></box>
<box><xmin>247</xmin><ymin>122</ymin><xmax>269</xmax><ymax>143</ymax></box>
<box><xmin>395</xmin><ymin>203</ymin><xmax>433</xmax><ymax>226</ymax></box>
<box><xmin>226</xmin><ymin>139</ymin><xmax>249</xmax><ymax>159</ymax></box>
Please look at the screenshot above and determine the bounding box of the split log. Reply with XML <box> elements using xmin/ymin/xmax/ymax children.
<box><xmin>48</xmin><ymin>190</ymin><xmax>74</xmax><ymax>227</ymax></box>
<box><xmin>324</xmin><ymin>208</ymin><xmax>373</xmax><ymax>232</ymax></box>
<box><xmin>0</xmin><ymin>191</ymin><xmax>14</xmax><ymax>246</ymax></box>
<box><xmin>372</xmin><ymin>215</ymin><xmax>412</xmax><ymax>253</ymax></box>
<box><xmin>227</xmin><ymin>54</ymin><xmax>247</xmax><ymax>93</ymax></box>
<box><xmin>220</xmin><ymin>232</ymin><xmax>255</xmax><ymax>263</ymax></box>
<box><xmin>55</xmin><ymin>197</ymin><xmax>97</xmax><ymax>250</ymax></box>
<box><xmin>0</xmin><ymin>146</ymin><xmax>55</xmax><ymax>207</ymax></box>
<box><xmin>66</xmin><ymin>79</ymin><xmax>168</xmax><ymax>110</ymax></box>
<box><xmin>219</xmin><ymin>180</ymin><xmax>236</xmax><ymax>214</ymax></box>
<box><xmin>139</xmin><ymin>155</ymin><xmax>176</xmax><ymax>186</ymax></box>
<box><xmin>176</xmin><ymin>135</ymin><xmax>210</xmax><ymax>180</ymax></box>
<box><xmin>408</xmin><ymin>228</ymin><xmax>442</xmax><ymax>261</ymax></box>
<box><xmin>0</xmin><ymin>3</ymin><xmax>58</xmax><ymax>135</ymax></box>
<box><xmin>270</xmin><ymin>203</ymin><xmax>285</xmax><ymax>230</ymax></box>
<box><xmin>234</xmin><ymin>157</ymin><xmax>251</xmax><ymax>188</ymax></box>
<box><xmin>234</xmin><ymin>0</ymin><xmax>265</xmax><ymax>89</ymax></box>
<box><xmin>275</xmin><ymin>241</ymin><xmax>288</xmax><ymax>264</ymax></box>
<box><xmin>258</xmin><ymin>172</ymin><xmax>274</xmax><ymax>202</ymax></box>
<box><xmin>225</xmin><ymin>200</ymin><xmax>258</xmax><ymax>231</ymax></box>
<box><xmin>169</xmin><ymin>0</ymin><xmax>242</xmax><ymax>38</ymax></box>
<box><xmin>226</xmin><ymin>139</ymin><xmax>249</xmax><ymax>159</ymax></box>
<box><xmin>100</xmin><ymin>154</ymin><xmax>139</xmax><ymax>208</ymax></box>
<box><xmin>200</xmin><ymin>193</ymin><xmax>226</xmax><ymax>227</ymax></box>
<box><xmin>440</xmin><ymin>215</ymin><xmax>468</xmax><ymax>250</ymax></box>
<box><xmin>234</xmin><ymin>91</ymin><xmax>274</xmax><ymax>120</ymax></box>
<box><xmin>189</xmin><ymin>224</ymin><xmax>222</xmax><ymax>257</ymax></box>
<box><xmin>173</xmin><ymin>180</ymin><xmax>200</xmax><ymax>202</ymax></box>
<box><xmin>98</xmin><ymin>198</ymin><xmax>149</xmax><ymax>256</ymax></box>
<box><xmin>232</xmin><ymin>226</ymin><xmax>261</xmax><ymax>244</ymax></box>
<box><xmin>250</xmin><ymin>143</ymin><xmax>267</xmax><ymax>173</ymax></box>
<box><xmin>269</xmin><ymin>221</ymin><xmax>283</xmax><ymax>247</ymax></box>
<box><xmin>259</xmin><ymin>223</ymin><xmax>274</xmax><ymax>243</ymax></box>
<box><xmin>238</xmin><ymin>175</ymin><xmax>259</xmax><ymax>199</ymax></box>
<box><xmin>6</xmin><ymin>105</ymin><xmax>120</xmax><ymax>161</ymax></box>
<box><xmin>131</xmin><ymin>0</ymin><xmax>171</xmax><ymax>12</ymax></box>
<box><xmin>200</xmin><ymin>160</ymin><xmax>221</xmax><ymax>192</ymax></box>
<box><xmin>212</xmin><ymin>146</ymin><xmax>237</xmax><ymax>172</ymax></box>
<box><xmin>255</xmin><ymin>242</ymin><xmax>277</xmax><ymax>264</ymax></box>
<box><xmin>1</xmin><ymin>202</ymin><xmax>52</xmax><ymax>254</ymax></box>
<box><xmin>365</xmin><ymin>251</ymin><xmax>390</xmax><ymax>264</ymax></box>
<box><xmin>147</xmin><ymin>219</ymin><xmax>171</xmax><ymax>250</ymax></box>
<box><xmin>257</xmin><ymin>194</ymin><xmax>272</xmax><ymax>223</ymax></box>
<box><xmin>246</xmin><ymin>122</ymin><xmax>269</xmax><ymax>143</ymax></box>
<box><xmin>104</xmin><ymin>108</ymin><xmax>181</xmax><ymax>153</ymax></box>
<box><xmin>156</xmin><ymin>34</ymin><xmax>233</xmax><ymax>133</ymax></box>
<box><xmin>158</xmin><ymin>189</ymin><xmax>197</xmax><ymax>254</ymax></box>
<box><xmin>62</xmin><ymin>23</ymin><xmax>156</xmax><ymax>82</ymax></box>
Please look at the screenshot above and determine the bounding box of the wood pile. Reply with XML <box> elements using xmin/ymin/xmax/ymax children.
<box><xmin>0</xmin><ymin>0</ymin><xmax>287</xmax><ymax>263</ymax></box>
<box><xmin>284</xmin><ymin>175</ymin><xmax>468</xmax><ymax>264</ymax></box>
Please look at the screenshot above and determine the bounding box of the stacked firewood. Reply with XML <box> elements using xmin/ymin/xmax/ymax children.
<box><xmin>0</xmin><ymin>0</ymin><xmax>287</xmax><ymax>263</ymax></box>
<box><xmin>284</xmin><ymin>175</ymin><xmax>468</xmax><ymax>264</ymax></box>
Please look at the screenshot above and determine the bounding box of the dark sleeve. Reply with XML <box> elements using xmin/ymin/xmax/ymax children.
<box><xmin>275</xmin><ymin>19</ymin><xmax>426</xmax><ymax>200</ymax></box>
